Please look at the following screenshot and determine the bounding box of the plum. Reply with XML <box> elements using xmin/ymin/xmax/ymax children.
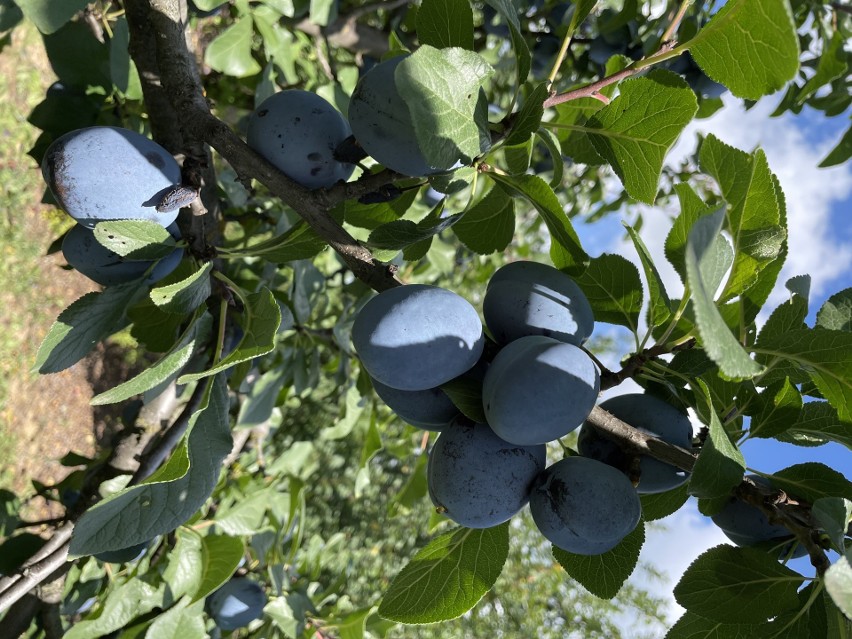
<box><xmin>94</xmin><ymin>541</ymin><xmax>148</xmax><ymax>564</ymax></box>
<box><xmin>482</xmin><ymin>335</ymin><xmax>599</xmax><ymax>445</ymax></box>
<box><xmin>483</xmin><ymin>261</ymin><xmax>594</xmax><ymax>346</ymax></box>
<box><xmin>427</xmin><ymin>421</ymin><xmax>546</xmax><ymax>528</ymax></box>
<box><xmin>711</xmin><ymin>475</ymin><xmax>807</xmax><ymax>559</ymax></box>
<box><xmin>348</xmin><ymin>55</ymin><xmax>489</xmax><ymax>176</ymax></box>
<box><xmin>42</xmin><ymin>126</ymin><xmax>182</xmax><ymax>228</ymax></box>
<box><xmin>62</xmin><ymin>223</ymin><xmax>183</xmax><ymax>286</ymax></box>
<box><xmin>371</xmin><ymin>377</ymin><xmax>460</xmax><ymax>431</ymax></box>
<box><xmin>578</xmin><ymin>393</ymin><xmax>693</xmax><ymax>494</ymax></box>
<box><xmin>246</xmin><ymin>90</ymin><xmax>355</xmax><ymax>189</ymax></box>
<box><xmin>351</xmin><ymin>284</ymin><xmax>484</xmax><ymax>391</ymax></box>
<box><xmin>207</xmin><ymin>577</ymin><xmax>267</xmax><ymax>631</ymax></box>
<box><xmin>529</xmin><ymin>456</ymin><xmax>641</xmax><ymax>555</ymax></box>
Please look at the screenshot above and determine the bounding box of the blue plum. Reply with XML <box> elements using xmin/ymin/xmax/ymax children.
<box><xmin>482</xmin><ymin>336</ymin><xmax>600</xmax><ymax>445</ymax></box>
<box><xmin>711</xmin><ymin>475</ymin><xmax>807</xmax><ymax>559</ymax></box>
<box><xmin>529</xmin><ymin>456</ymin><xmax>642</xmax><ymax>555</ymax></box>
<box><xmin>427</xmin><ymin>421</ymin><xmax>546</xmax><ymax>528</ymax></box>
<box><xmin>371</xmin><ymin>377</ymin><xmax>460</xmax><ymax>431</ymax></box>
<box><xmin>246</xmin><ymin>90</ymin><xmax>355</xmax><ymax>189</ymax></box>
<box><xmin>94</xmin><ymin>541</ymin><xmax>148</xmax><ymax>564</ymax></box>
<box><xmin>41</xmin><ymin>126</ymin><xmax>182</xmax><ymax>228</ymax></box>
<box><xmin>578</xmin><ymin>393</ymin><xmax>693</xmax><ymax>494</ymax></box>
<box><xmin>351</xmin><ymin>284</ymin><xmax>484</xmax><ymax>391</ymax></box>
<box><xmin>207</xmin><ymin>577</ymin><xmax>267</xmax><ymax>631</ymax></box>
<box><xmin>483</xmin><ymin>261</ymin><xmax>594</xmax><ymax>346</ymax></box>
<box><xmin>62</xmin><ymin>223</ymin><xmax>183</xmax><ymax>286</ymax></box>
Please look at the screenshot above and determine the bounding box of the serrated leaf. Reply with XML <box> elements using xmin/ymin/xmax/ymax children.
<box><xmin>68</xmin><ymin>375</ymin><xmax>232</xmax><ymax>557</ymax></box>
<box><xmin>625</xmin><ymin>224</ymin><xmax>671</xmax><ymax>326</ymax></box>
<box><xmin>149</xmin><ymin>262</ymin><xmax>212</xmax><ymax>315</ymax></box>
<box><xmin>753</xmin><ymin>328</ymin><xmax>852</xmax><ymax>422</ymax></box>
<box><xmin>776</xmin><ymin>401</ymin><xmax>852</xmax><ymax>451</ymax></box>
<box><xmin>331</xmin><ymin>607</ymin><xmax>374</xmax><ymax>639</ymax></box>
<box><xmin>224</xmin><ymin>220</ymin><xmax>328</xmax><ymax>261</ymax></box>
<box><xmin>416</xmin><ymin>0</ymin><xmax>473</xmax><ymax>51</ymax></box>
<box><xmin>586</xmin><ymin>70</ymin><xmax>698</xmax><ymax>204</ymax></box>
<box><xmin>93</xmin><ymin>220</ymin><xmax>176</xmax><ymax>260</ymax></box>
<box><xmin>452</xmin><ymin>186</ymin><xmax>514</xmax><ymax>255</ymax></box>
<box><xmin>490</xmin><ymin>172</ymin><xmax>588</xmax><ymax>274</ymax></box>
<box><xmin>215</xmin><ymin>490</ymin><xmax>271</xmax><ymax>535</ymax></box>
<box><xmin>686</xmin><ymin>208</ymin><xmax>762</xmax><ymax>379</ymax></box>
<box><xmin>688</xmin><ymin>0</ymin><xmax>799</xmax><ymax>100</ymax></box>
<box><xmin>15</xmin><ymin>0</ymin><xmax>88</xmax><ymax>34</ymax></box>
<box><xmin>825</xmin><ymin>553</ymin><xmax>852</xmax><ymax>620</ymax></box>
<box><xmin>749</xmin><ymin>378</ymin><xmax>802</xmax><ymax>439</ymax></box>
<box><xmin>673</xmin><ymin>545</ymin><xmax>803</xmax><ymax>624</ymax></box>
<box><xmin>552</xmin><ymin>520</ymin><xmax>644</xmax><ymax>600</ymax></box>
<box><xmin>204</xmin><ymin>16</ymin><xmax>262</xmax><ymax>78</ymax></box>
<box><xmin>698</xmin><ymin>136</ymin><xmax>783</xmax><ymax>301</ymax></box>
<box><xmin>665</xmin><ymin>611</ymin><xmax>755</xmax><ymax>638</ymax></box>
<box><xmin>817</xmin><ymin>288</ymin><xmax>852</xmax><ymax>332</ymax></box>
<box><xmin>689</xmin><ymin>381</ymin><xmax>745</xmax><ymax>499</ymax></box>
<box><xmin>179</xmin><ymin>288</ymin><xmax>282</xmax><ymax>383</ymax></box>
<box><xmin>396</xmin><ymin>46</ymin><xmax>493</xmax><ymax>170</ymax></box>
<box><xmin>35</xmin><ymin>283</ymin><xmax>141</xmax><ymax>374</ymax></box>
<box><xmin>665</xmin><ymin>183</ymin><xmax>709</xmax><ymax>282</ymax></box>
<box><xmin>504</xmin><ymin>82</ymin><xmax>549</xmax><ymax>147</ymax></box>
<box><xmin>819</xmin><ymin>121</ymin><xmax>852</xmax><ymax>168</ymax></box>
<box><xmin>193</xmin><ymin>535</ymin><xmax>245</xmax><ymax>602</ymax></box>
<box><xmin>641</xmin><ymin>484</ymin><xmax>690</xmax><ymax>522</ymax></box>
<box><xmin>378</xmin><ymin>523</ymin><xmax>509</xmax><ymax>623</ymax></box>
<box><xmin>91</xmin><ymin>310</ymin><xmax>212</xmax><ymax>405</ymax></box>
<box><xmin>760</xmin><ymin>581</ymin><xmax>828</xmax><ymax>639</ymax></box>
<box><xmin>575</xmin><ymin>253</ymin><xmax>643</xmax><ymax>332</ymax></box>
<box><xmin>765</xmin><ymin>462</ymin><xmax>852</xmax><ymax>502</ymax></box>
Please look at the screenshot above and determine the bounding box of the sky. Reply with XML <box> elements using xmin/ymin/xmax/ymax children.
<box><xmin>572</xmin><ymin>92</ymin><xmax>852</xmax><ymax>623</ymax></box>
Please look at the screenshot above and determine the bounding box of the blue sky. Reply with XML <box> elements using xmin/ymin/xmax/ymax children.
<box><xmin>572</xmin><ymin>92</ymin><xmax>852</xmax><ymax>621</ymax></box>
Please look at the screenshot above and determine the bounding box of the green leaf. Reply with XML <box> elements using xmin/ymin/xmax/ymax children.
<box><xmin>64</xmin><ymin>579</ymin><xmax>163</xmax><ymax>639</ymax></box>
<box><xmin>665</xmin><ymin>183</ymin><xmax>710</xmax><ymax>282</ymax></box>
<box><xmin>812</xmin><ymin>497</ymin><xmax>852</xmax><ymax>552</ymax></box>
<box><xmin>552</xmin><ymin>520</ymin><xmax>644</xmax><ymax>600</ymax></box>
<box><xmin>760</xmin><ymin>581</ymin><xmax>828</xmax><ymax>639</ymax></box>
<box><xmin>535</xmin><ymin>127</ymin><xmax>565</xmax><ymax>188</ymax></box>
<box><xmin>179</xmin><ymin>288</ymin><xmax>282</xmax><ymax>383</ymax></box>
<box><xmin>236</xmin><ymin>367</ymin><xmax>288</xmax><ymax>428</ymax></box>
<box><xmin>753</xmin><ymin>328</ymin><xmax>852</xmax><ymax>422</ymax></box>
<box><xmin>14</xmin><ymin>0</ymin><xmax>88</xmax><ymax>34</ymax></box>
<box><xmin>749</xmin><ymin>378</ymin><xmax>802</xmax><ymax>439</ymax></box>
<box><xmin>483</xmin><ymin>0</ymin><xmax>530</xmax><ymax>85</ymax></box>
<box><xmin>764</xmin><ymin>462</ymin><xmax>852</xmax><ymax>502</ymax></box>
<box><xmin>92</xmin><ymin>220</ymin><xmax>176</xmax><ymax>260</ymax></box>
<box><xmin>368</xmin><ymin>213</ymin><xmax>462</xmax><ymax>251</ymax></box>
<box><xmin>489</xmin><ymin>172</ymin><xmax>589</xmax><ymax>274</ymax></box>
<box><xmin>343</xmin><ymin>189</ymin><xmax>418</xmax><ymax>230</ymax></box>
<box><xmin>149</xmin><ymin>262</ymin><xmax>212</xmax><ymax>315</ymax></box>
<box><xmin>440</xmin><ymin>375</ymin><xmax>487</xmax><ymax>424</ymax></box>
<box><xmin>452</xmin><ymin>186</ymin><xmax>515</xmax><ymax>255</ymax></box>
<box><xmin>68</xmin><ymin>375</ymin><xmax>232</xmax><ymax>557</ymax></box>
<box><xmin>566</xmin><ymin>0</ymin><xmax>598</xmax><ymax>36</ymax></box>
<box><xmin>90</xmin><ymin>310</ymin><xmax>212</xmax><ymax>405</ymax></box>
<box><xmin>776</xmin><ymin>401</ymin><xmax>852</xmax><ymax>451</ymax></box>
<box><xmin>586</xmin><ymin>70</ymin><xmax>698</xmax><ymax>204</ymax></box>
<box><xmin>225</xmin><ymin>220</ymin><xmax>328</xmax><ymax>262</ymax></box>
<box><xmin>625</xmin><ymin>223</ymin><xmax>671</xmax><ymax>327</ymax></box>
<box><xmin>689</xmin><ymin>381</ymin><xmax>745</xmax><ymax>499</ymax></box>
<box><xmin>204</xmin><ymin>16</ymin><xmax>262</xmax><ymax>78</ymax></box>
<box><xmin>798</xmin><ymin>32</ymin><xmax>848</xmax><ymax>103</ymax></box>
<box><xmin>309</xmin><ymin>0</ymin><xmax>336</xmax><ymax>26</ymax></box>
<box><xmin>396</xmin><ymin>46</ymin><xmax>493</xmax><ymax>170</ymax></box>
<box><xmin>416</xmin><ymin>0</ymin><xmax>474</xmax><ymax>51</ymax></box>
<box><xmin>687</xmin><ymin>0</ymin><xmax>799</xmax><ymax>100</ymax></box>
<box><xmin>698</xmin><ymin>135</ymin><xmax>783</xmax><ymax>301</ymax></box>
<box><xmin>665</xmin><ymin>611</ymin><xmax>755</xmax><ymax>638</ymax></box>
<box><xmin>34</xmin><ymin>283</ymin><xmax>141</xmax><ymax>374</ymax></box>
<box><xmin>817</xmin><ymin>288</ymin><xmax>852</xmax><ymax>331</ymax></box>
<box><xmin>143</xmin><ymin>597</ymin><xmax>207</xmax><ymax>639</ymax></box>
<box><xmin>575</xmin><ymin>254</ymin><xmax>643</xmax><ymax>332</ymax></box>
<box><xmin>378</xmin><ymin>523</ymin><xmax>509</xmax><ymax>623</ymax></box>
<box><xmin>162</xmin><ymin>527</ymin><xmax>204</xmax><ymax>602</ymax></box>
<box><xmin>686</xmin><ymin>208</ymin><xmax>762</xmax><ymax>379</ymax></box>
<box><xmin>641</xmin><ymin>484</ymin><xmax>690</xmax><ymax>522</ymax></box>
<box><xmin>194</xmin><ymin>535</ymin><xmax>245</xmax><ymax>602</ymax></box>
<box><xmin>673</xmin><ymin>545</ymin><xmax>803</xmax><ymax>624</ymax></box>
<box><xmin>819</xmin><ymin>121</ymin><xmax>852</xmax><ymax>168</ymax></box>
<box><xmin>825</xmin><ymin>552</ymin><xmax>852</xmax><ymax>620</ymax></box>
<box><xmin>504</xmin><ymin>82</ymin><xmax>549</xmax><ymax>147</ymax></box>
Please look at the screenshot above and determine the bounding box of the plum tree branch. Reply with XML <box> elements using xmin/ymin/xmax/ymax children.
<box><xmin>141</xmin><ymin>0</ymin><xmax>401</xmax><ymax>293</ymax></box>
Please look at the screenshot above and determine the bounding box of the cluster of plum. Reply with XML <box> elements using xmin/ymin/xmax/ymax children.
<box><xmin>41</xmin><ymin>126</ymin><xmax>186</xmax><ymax>286</ymax></box>
<box><xmin>353</xmin><ymin>262</ymin><xmax>802</xmax><ymax>558</ymax></box>
<box><xmin>245</xmin><ymin>53</ymin><xmax>488</xmax><ymax>187</ymax></box>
